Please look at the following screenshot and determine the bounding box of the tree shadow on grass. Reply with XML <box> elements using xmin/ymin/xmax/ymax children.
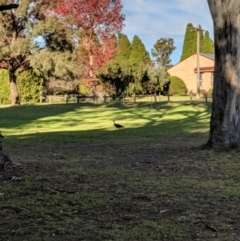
<box><xmin>0</xmin><ymin>100</ymin><xmax>211</xmax><ymax>148</ymax></box>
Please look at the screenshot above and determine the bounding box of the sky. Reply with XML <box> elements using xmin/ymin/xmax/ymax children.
<box><xmin>121</xmin><ymin>0</ymin><xmax>213</xmax><ymax>65</ymax></box>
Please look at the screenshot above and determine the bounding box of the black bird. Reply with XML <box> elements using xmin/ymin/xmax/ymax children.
<box><xmin>113</xmin><ymin>120</ymin><xmax>124</xmax><ymax>129</ymax></box>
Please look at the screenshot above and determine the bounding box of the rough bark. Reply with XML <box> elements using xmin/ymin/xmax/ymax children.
<box><xmin>9</xmin><ymin>71</ymin><xmax>20</xmax><ymax>105</ymax></box>
<box><xmin>207</xmin><ymin>0</ymin><xmax>240</xmax><ymax>148</ymax></box>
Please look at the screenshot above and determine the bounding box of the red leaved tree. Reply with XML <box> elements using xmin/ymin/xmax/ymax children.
<box><xmin>53</xmin><ymin>0</ymin><xmax>124</xmax><ymax>90</ymax></box>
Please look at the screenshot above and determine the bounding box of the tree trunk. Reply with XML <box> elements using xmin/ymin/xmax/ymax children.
<box><xmin>207</xmin><ymin>0</ymin><xmax>240</xmax><ymax>148</ymax></box>
<box><xmin>9</xmin><ymin>71</ymin><xmax>20</xmax><ymax>105</ymax></box>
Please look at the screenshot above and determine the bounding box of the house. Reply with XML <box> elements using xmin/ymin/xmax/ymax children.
<box><xmin>167</xmin><ymin>53</ymin><xmax>214</xmax><ymax>94</ymax></box>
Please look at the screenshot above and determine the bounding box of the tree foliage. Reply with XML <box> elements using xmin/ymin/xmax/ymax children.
<box><xmin>98</xmin><ymin>61</ymin><xmax>135</xmax><ymax>96</ymax></box>
<box><xmin>0</xmin><ymin>0</ymin><xmax>74</xmax><ymax>104</ymax></box>
<box><xmin>202</xmin><ymin>31</ymin><xmax>214</xmax><ymax>54</ymax></box>
<box><xmin>114</xmin><ymin>33</ymin><xmax>131</xmax><ymax>62</ymax></box>
<box><xmin>169</xmin><ymin>76</ymin><xmax>187</xmax><ymax>96</ymax></box>
<box><xmin>145</xmin><ymin>64</ymin><xmax>169</xmax><ymax>94</ymax></box>
<box><xmin>17</xmin><ymin>69</ymin><xmax>44</xmax><ymax>103</ymax></box>
<box><xmin>0</xmin><ymin>69</ymin><xmax>10</xmax><ymax>104</ymax></box>
<box><xmin>180</xmin><ymin>23</ymin><xmax>214</xmax><ymax>61</ymax></box>
<box><xmin>151</xmin><ymin>38</ymin><xmax>176</xmax><ymax>68</ymax></box>
<box><xmin>180</xmin><ymin>23</ymin><xmax>197</xmax><ymax>61</ymax></box>
<box><xmin>52</xmin><ymin>0</ymin><xmax>125</xmax><ymax>85</ymax></box>
<box><xmin>129</xmin><ymin>35</ymin><xmax>150</xmax><ymax>63</ymax></box>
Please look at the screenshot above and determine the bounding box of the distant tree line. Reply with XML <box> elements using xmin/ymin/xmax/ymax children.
<box><xmin>0</xmin><ymin>1</ymin><xmax>213</xmax><ymax>105</ymax></box>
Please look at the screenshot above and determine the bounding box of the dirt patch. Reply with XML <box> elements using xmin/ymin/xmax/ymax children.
<box><xmin>0</xmin><ymin>137</ymin><xmax>240</xmax><ymax>241</ymax></box>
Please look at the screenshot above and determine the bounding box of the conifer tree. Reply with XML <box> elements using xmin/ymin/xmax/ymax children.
<box><xmin>129</xmin><ymin>35</ymin><xmax>150</xmax><ymax>63</ymax></box>
<box><xmin>180</xmin><ymin>23</ymin><xmax>197</xmax><ymax>61</ymax></box>
<box><xmin>202</xmin><ymin>31</ymin><xmax>214</xmax><ymax>54</ymax></box>
<box><xmin>115</xmin><ymin>33</ymin><xmax>131</xmax><ymax>62</ymax></box>
<box><xmin>180</xmin><ymin>23</ymin><xmax>214</xmax><ymax>61</ymax></box>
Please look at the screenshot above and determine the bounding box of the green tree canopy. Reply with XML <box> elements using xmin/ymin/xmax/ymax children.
<box><xmin>151</xmin><ymin>38</ymin><xmax>176</xmax><ymax>68</ymax></box>
<box><xmin>180</xmin><ymin>23</ymin><xmax>214</xmax><ymax>62</ymax></box>
<box><xmin>114</xmin><ymin>33</ymin><xmax>131</xmax><ymax>62</ymax></box>
<box><xmin>129</xmin><ymin>35</ymin><xmax>150</xmax><ymax>63</ymax></box>
<box><xmin>180</xmin><ymin>23</ymin><xmax>197</xmax><ymax>61</ymax></box>
<box><xmin>201</xmin><ymin>31</ymin><xmax>214</xmax><ymax>54</ymax></box>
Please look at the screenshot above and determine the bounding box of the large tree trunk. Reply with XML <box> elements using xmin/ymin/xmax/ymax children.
<box><xmin>9</xmin><ymin>71</ymin><xmax>20</xmax><ymax>105</ymax></box>
<box><xmin>207</xmin><ymin>0</ymin><xmax>240</xmax><ymax>148</ymax></box>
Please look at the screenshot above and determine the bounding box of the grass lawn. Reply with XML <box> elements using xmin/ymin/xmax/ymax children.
<box><xmin>0</xmin><ymin>98</ymin><xmax>239</xmax><ymax>241</ymax></box>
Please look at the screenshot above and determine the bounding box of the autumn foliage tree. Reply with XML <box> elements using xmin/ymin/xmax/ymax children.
<box><xmin>52</xmin><ymin>0</ymin><xmax>125</xmax><ymax>90</ymax></box>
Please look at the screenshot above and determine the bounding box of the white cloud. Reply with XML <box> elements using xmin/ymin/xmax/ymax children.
<box><xmin>121</xmin><ymin>0</ymin><xmax>213</xmax><ymax>64</ymax></box>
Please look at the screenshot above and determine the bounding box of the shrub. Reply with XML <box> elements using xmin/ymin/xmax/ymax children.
<box><xmin>17</xmin><ymin>69</ymin><xmax>44</xmax><ymax>103</ymax></box>
<box><xmin>0</xmin><ymin>69</ymin><xmax>11</xmax><ymax>104</ymax></box>
<box><xmin>207</xmin><ymin>89</ymin><xmax>213</xmax><ymax>96</ymax></box>
<box><xmin>169</xmin><ymin>76</ymin><xmax>187</xmax><ymax>96</ymax></box>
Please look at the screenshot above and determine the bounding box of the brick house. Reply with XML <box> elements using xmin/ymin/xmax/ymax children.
<box><xmin>167</xmin><ymin>53</ymin><xmax>214</xmax><ymax>94</ymax></box>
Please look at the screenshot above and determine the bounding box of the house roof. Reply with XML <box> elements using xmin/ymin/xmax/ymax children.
<box><xmin>168</xmin><ymin>52</ymin><xmax>215</xmax><ymax>71</ymax></box>
<box><xmin>200</xmin><ymin>53</ymin><xmax>215</xmax><ymax>60</ymax></box>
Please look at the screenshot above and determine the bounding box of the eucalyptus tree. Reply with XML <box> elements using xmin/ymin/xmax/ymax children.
<box><xmin>30</xmin><ymin>14</ymin><xmax>81</xmax><ymax>94</ymax></box>
<box><xmin>207</xmin><ymin>0</ymin><xmax>240</xmax><ymax>148</ymax></box>
<box><xmin>0</xmin><ymin>0</ymin><xmax>81</xmax><ymax>104</ymax></box>
<box><xmin>151</xmin><ymin>38</ymin><xmax>176</xmax><ymax>68</ymax></box>
<box><xmin>0</xmin><ymin>0</ymin><xmax>58</xmax><ymax>105</ymax></box>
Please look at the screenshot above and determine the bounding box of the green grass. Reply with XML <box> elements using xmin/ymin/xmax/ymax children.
<box><xmin>0</xmin><ymin>97</ymin><xmax>211</xmax><ymax>145</ymax></box>
<box><xmin>5</xmin><ymin>98</ymin><xmax>240</xmax><ymax>241</ymax></box>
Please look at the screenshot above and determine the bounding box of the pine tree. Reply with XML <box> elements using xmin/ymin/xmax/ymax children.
<box><xmin>129</xmin><ymin>35</ymin><xmax>150</xmax><ymax>63</ymax></box>
<box><xmin>202</xmin><ymin>31</ymin><xmax>214</xmax><ymax>54</ymax></box>
<box><xmin>180</xmin><ymin>23</ymin><xmax>197</xmax><ymax>61</ymax></box>
<box><xmin>115</xmin><ymin>33</ymin><xmax>131</xmax><ymax>62</ymax></box>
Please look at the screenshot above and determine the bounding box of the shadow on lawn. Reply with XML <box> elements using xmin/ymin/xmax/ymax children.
<box><xmin>0</xmin><ymin>100</ymin><xmax>211</xmax><ymax>147</ymax></box>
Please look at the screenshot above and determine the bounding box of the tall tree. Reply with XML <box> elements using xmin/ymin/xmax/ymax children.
<box><xmin>180</xmin><ymin>23</ymin><xmax>196</xmax><ymax>61</ymax></box>
<box><xmin>201</xmin><ymin>31</ymin><xmax>214</xmax><ymax>54</ymax></box>
<box><xmin>30</xmin><ymin>13</ymin><xmax>80</xmax><ymax>95</ymax></box>
<box><xmin>151</xmin><ymin>38</ymin><xmax>176</xmax><ymax>68</ymax></box>
<box><xmin>52</xmin><ymin>0</ymin><xmax>125</xmax><ymax>88</ymax></box>
<box><xmin>207</xmin><ymin>0</ymin><xmax>240</xmax><ymax>148</ymax></box>
<box><xmin>129</xmin><ymin>35</ymin><xmax>150</xmax><ymax>63</ymax></box>
<box><xmin>0</xmin><ymin>0</ymin><xmax>33</xmax><ymax>105</ymax></box>
<box><xmin>0</xmin><ymin>0</ymin><xmax>59</xmax><ymax>105</ymax></box>
<box><xmin>115</xmin><ymin>33</ymin><xmax>131</xmax><ymax>62</ymax></box>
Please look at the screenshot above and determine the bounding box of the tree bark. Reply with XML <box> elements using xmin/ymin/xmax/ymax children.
<box><xmin>207</xmin><ymin>0</ymin><xmax>240</xmax><ymax>148</ymax></box>
<box><xmin>9</xmin><ymin>71</ymin><xmax>20</xmax><ymax>105</ymax></box>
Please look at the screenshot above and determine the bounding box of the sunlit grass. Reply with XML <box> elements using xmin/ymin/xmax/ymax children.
<box><xmin>0</xmin><ymin>97</ymin><xmax>211</xmax><ymax>144</ymax></box>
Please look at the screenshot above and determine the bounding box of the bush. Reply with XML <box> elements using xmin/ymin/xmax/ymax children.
<box><xmin>0</xmin><ymin>69</ymin><xmax>11</xmax><ymax>104</ymax></box>
<box><xmin>207</xmin><ymin>89</ymin><xmax>213</xmax><ymax>96</ymax></box>
<box><xmin>17</xmin><ymin>69</ymin><xmax>44</xmax><ymax>103</ymax></box>
<box><xmin>169</xmin><ymin>76</ymin><xmax>187</xmax><ymax>96</ymax></box>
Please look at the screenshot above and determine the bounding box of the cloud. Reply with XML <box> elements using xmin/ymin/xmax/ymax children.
<box><xmin>121</xmin><ymin>0</ymin><xmax>213</xmax><ymax>64</ymax></box>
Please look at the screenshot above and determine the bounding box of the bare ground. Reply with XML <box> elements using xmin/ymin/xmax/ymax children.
<box><xmin>0</xmin><ymin>136</ymin><xmax>240</xmax><ymax>241</ymax></box>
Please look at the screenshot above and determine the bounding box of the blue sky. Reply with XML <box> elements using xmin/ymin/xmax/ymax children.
<box><xmin>121</xmin><ymin>0</ymin><xmax>213</xmax><ymax>65</ymax></box>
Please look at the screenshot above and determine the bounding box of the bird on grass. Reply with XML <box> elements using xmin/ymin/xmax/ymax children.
<box><xmin>113</xmin><ymin>120</ymin><xmax>124</xmax><ymax>129</ymax></box>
